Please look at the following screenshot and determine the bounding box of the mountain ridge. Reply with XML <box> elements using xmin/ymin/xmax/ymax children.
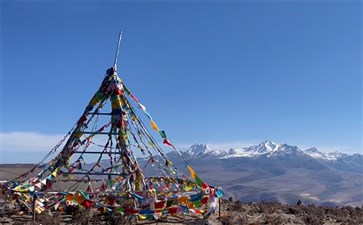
<box><xmin>185</xmin><ymin>140</ymin><xmax>361</xmax><ymax>162</ymax></box>
<box><xmin>96</xmin><ymin>140</ymin><xmax>362</xmax><ymax>206</ymax></box>
<box><xmin>178</xmin><ymin>140</ymin><xmax>363</xmax><ymax>206</ymax></box>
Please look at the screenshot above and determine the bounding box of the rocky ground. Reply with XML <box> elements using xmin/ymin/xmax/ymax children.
<box><xmin>1</xmin><ymin>199</ymin><xmax>363</xmax><ymax>225</ymax></box>
<box><xmin>1</xmin><ymin>162</ymin><xmax>363</xmax><ymax>225</ymax></box>
<box><xmin>220</xmin><ymin>199</ymin><xmax>363</xmax><ymax>225</ymax></box>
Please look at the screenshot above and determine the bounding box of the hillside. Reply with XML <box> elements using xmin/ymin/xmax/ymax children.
<box><xmin>2</xmin><ymin>140</ymin><xmax>361</xmax><ymax>207</ymax></box>
<box><xmin>142</xmin><ymin>141</ymin><xmax>363</xmax><ymax>206</ymax></box>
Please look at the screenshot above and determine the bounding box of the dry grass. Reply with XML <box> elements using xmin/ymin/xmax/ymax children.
<box><xmin>219</xmin><ymin>199</ymin><xmax>363</xmax><ymax>225</ymax></box>
<box><xmin>1</xmin><ymin>200</ymin><xmax>363</xmax><ymax>225</ymax></box>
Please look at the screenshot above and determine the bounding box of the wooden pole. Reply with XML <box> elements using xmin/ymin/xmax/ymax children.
<box><xmin>32</xmin><ymin>193</ymin><xmax>37</xmax><ymax>222</ymax></box>
<box><xmin>218</xmin><ymin>198</ymin><xmax>221</xmax><ymax>221</ymax></box>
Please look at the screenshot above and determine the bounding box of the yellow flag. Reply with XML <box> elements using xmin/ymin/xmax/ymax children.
<box><xmin>138</xmin><ymin>214</ymin><xmax>147</xmax><ymax>220</ymax></box>
<box><xmin>187</xmin><ymin>165</ymin><xmax>196</xmax><ymax>179</ymax></box>
<box><xmin>179</xmin><ymin>196</ymin><xmax>190</xmax><ymax>204</ymax></box>
<box><xmin>150</xmin><ymin>120</ymin><xmax>159</xmax><ymax>131</ymax></box>
<box><xmin>51</xmin><ymin>169</ymin><xmax>58</xmax><ymax>178</ymax></box>
<box><xmin>35</xmin><ymin>206</ymin><xmax>44</xmax><ymax>214</ymax></box>
<box><xmin>90</xmin><ymin>97</ymin><xmax>99</xmax><ymax>106</ymax></box>
<box><xmin>111</xmin><ymin>99</ymin><xmax>122</xmax><ymax>109</ymax></box>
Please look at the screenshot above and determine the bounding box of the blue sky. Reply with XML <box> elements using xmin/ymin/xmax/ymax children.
<box><xmin>1</xmin><ymin>1</ymin><xmax>362</xmax><ymax>163</ymax></box>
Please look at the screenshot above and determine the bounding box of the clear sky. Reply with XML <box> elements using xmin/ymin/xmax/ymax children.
<box><xmin>1</xmin><ymin>1</ymin><xmax>362</xmax><ymax>163</ymax></box>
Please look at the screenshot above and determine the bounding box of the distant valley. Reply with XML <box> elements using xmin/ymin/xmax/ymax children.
<box><xmin>148</xmin><ymin>140</ymin><xmax>363</xmax><ymax>206</ymax></box>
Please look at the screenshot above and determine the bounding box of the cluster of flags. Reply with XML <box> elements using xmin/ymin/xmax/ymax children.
<box><xmin>1</xmin><ymin>68</ymin><xmax>223</xmax><ymax>221</ymax></box>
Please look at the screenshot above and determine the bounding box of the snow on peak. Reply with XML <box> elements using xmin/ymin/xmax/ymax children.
<box><xmin>304</xmin><ymin>147</ymin><xmax>326</xmax><ymax>159</ymax></box>
<box><xmin>184</xmin><ymin>141</ymin><xmax>351</xmax><ymax>161</ymax></box>
<box><xmin>261</xmin><ymin>140</ymin><xmax>279</xmax><ymax>152</ymax></box>
<box><xmin>304</xmin><ymin>148</ymin><xmax>347</xmax><ymax>161</ymax></box>
<box><xmin>187</xmin><ymin>143</ymin><xmax>213</xmax><ymax>156</ymax></box>
<box><xmin>221</xmin><ymin>141</ymin><xmax>301</xmax><ymax>158</ymax></box>
<box><xmin>244</xmin><ymin>140</ymin><xmax>281</xmax><ymax>154</ymax></box>
<box><xmin>305</xmin><ymin>147</ymin><xmax>320</xmax><ymax>153</ymax></box>
<box><xmin>325</xmin><ymin>151</ymin><xmax>348</xmax><ymax>160</ymax></box>
<box><xmin>326</xmin><ymin>151</ymin><xmax>347</xmax><ymax>158</ymax></box>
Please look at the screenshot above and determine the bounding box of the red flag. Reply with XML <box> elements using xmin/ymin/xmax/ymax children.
<box><xmin>163</xmin><ymin>139</ymin><xmax>173</xmax><ymax>147</ymax></box>
<box><xmin>130</xmin><ymin>93</ymin><xmax>139</xmax><ymax>102</ymax></box>
<box><xmin>202</xmin><ymin>182</ymin><xmax>209</xmax><ymax>189</ymax></box>
<box><xmin>155</xmin><ymin>201</ymin><xmax>166</xmax><ymax>209</ymax></box>
<box><xmin>99</xmin><ymin>183</ymin><xmax>106</xmax><ymax>191</ymax></box>
<box><xmin>201</xmin><ymin>197</ymin><xmax>208</xmax><ymax>205</ymax></box>
<box><xmin>81</xmin><ymin>200</ymin><xmax>94</xmax><ymax>209</ymax></box>
<box><xmin>168</xmin><ymin>207</ymin><xmax>177</xmax><ymax>214</ymax></box>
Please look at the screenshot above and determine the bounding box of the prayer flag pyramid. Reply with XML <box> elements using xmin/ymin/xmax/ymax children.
<box><xmin>1</xmin><ymin>42</ymin><xmax>223</xmax><ymax>221</ymax></box>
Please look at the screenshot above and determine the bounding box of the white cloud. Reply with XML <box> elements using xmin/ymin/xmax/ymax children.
<box><xmin>0</xmin><ymin>132</ymin><xmax>64</xmax><ymax>152</ymax></box>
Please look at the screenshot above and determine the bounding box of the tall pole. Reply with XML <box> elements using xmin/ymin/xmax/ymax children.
<box><xmin>218</xmin><ymin>198</ymin><xmax>221</xmax><ymax>221</ymax></box>
<box><xmin>32</xmin><ymin>193</ymin><xmax>37</xmax><ymax>222</ymax></box>
<box><xmin>113</xmin><ymin>31</ymin><xmax>123</xmax><ymax>72</ymax></box>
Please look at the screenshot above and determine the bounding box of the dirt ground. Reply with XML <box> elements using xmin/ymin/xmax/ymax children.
<box><xmin>1</xmin><ymin>200</ymin><xmax>363</xmax><ymax>225</ymax></box>
<box><xmin>1</xmin><ymin>165</ymin><xmax>362</xmax><ymax>225</ymax></box>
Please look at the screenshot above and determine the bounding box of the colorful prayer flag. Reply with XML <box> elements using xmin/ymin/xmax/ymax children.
<box><xmin>150</xmin><ymin>120</ymin><xmax>159</xmax><ymax>131</ymax></box>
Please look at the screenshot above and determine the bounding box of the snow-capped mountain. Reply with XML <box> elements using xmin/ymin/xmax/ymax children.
<box><xmin>179</xmin><ymin>140</ymin><xmax>363</xmax><ymax>206</ymax></box>
<box><xmin>220</xmin><ymin>140</ymin><xmax>305</xmax><ymax>158</ymax></box>
<box><xmin>186</xmin><ymin>143</ymin><xmax>225</xmax><ymax>156</ymax></box>
<box><xmin>184</xmin><ymin>140</ymin><xmax>360</xmax><ymax>163</ymax></box>
<box><xmin>93</xmin><ymin>140</ymin><xmax>362</xmax><ymax>206</ymax></box>
<box><xmin>304</xmin><ymin>147</ymin><xmax>326</xmax><ymax>159</ymax></box>
<box><xmin>245</xmin><ymin>140</ymin><xmax>280</xmax><ymax>153</ymax></box>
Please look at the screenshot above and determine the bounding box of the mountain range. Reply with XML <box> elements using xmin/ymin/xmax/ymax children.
<box><xmin>161</xmin><ymin>140</ymin><xmax>363</xmax><ymax>206</ymax></box>
<box><xmin>92</xmin><ymin>140</ymin><xmax>362</xmax><ymax>206</ymax></box>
